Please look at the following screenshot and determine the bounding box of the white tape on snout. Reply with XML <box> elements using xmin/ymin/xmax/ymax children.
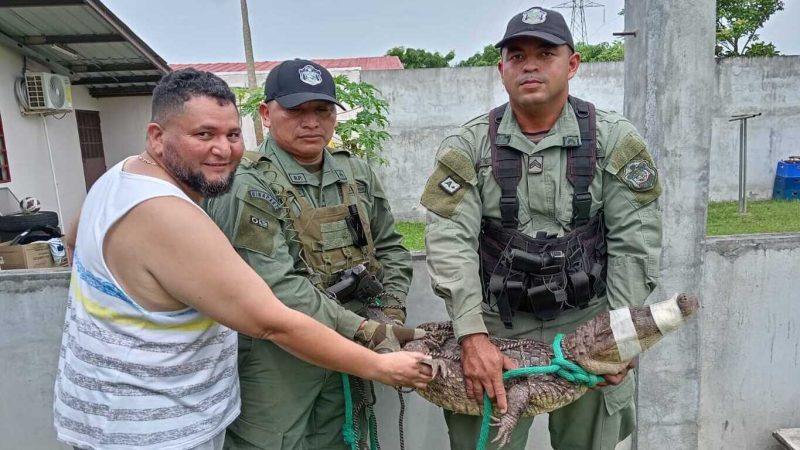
<box><xmin>609</xmin><ymin>307</ymin><xmax>643</xmax><ymax>361</ymax></box>
<box><xmin>650</xmin><ymin>293</ymin><xmax>683</xmax><ymax>336</ymax></box>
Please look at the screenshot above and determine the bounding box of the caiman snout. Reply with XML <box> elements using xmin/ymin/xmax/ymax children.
<box><xmin>567</xmin><ymin>293</ymin><xmax>700</xmax><ymax>375</ymax></box>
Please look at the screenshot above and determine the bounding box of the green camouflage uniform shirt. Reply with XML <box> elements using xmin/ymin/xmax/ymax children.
<box><xmin>205</xmin><ymin>135</ymin><xmax>411</xmax><ymax>338</ymax></box>
<box><xmin>421</xmin><ymin>101</ymin><xmax>663</xmax><ymax>339</ymax></box>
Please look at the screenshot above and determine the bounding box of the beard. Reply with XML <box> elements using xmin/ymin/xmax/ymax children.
<box><xmin>161</xmin><ymin>141</ymin><xmax>235</xmax><ymax>198</ymax></box>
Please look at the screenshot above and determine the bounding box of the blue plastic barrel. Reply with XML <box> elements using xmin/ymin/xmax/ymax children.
<box><xmin>773</xmin><ymin>157</ymin><xmax>800</xmax><ymax>200</ymax></box>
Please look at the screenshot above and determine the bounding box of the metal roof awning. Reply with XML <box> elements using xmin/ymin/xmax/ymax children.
<box><xmin>0</xmin><ymin>0</ymin><xmax>170</xmax><ymax>97</ymax></box>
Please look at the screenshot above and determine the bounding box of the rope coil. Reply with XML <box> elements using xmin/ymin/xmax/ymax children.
<box><xmin>476</xmin><ymin>333</ymin><xmax>604</xmax><ymax>450</ymax></box>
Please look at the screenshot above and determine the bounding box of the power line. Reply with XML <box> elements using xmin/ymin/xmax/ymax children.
<box><xmin>552</xmin><ymin>0</ymin><xmax>605</xmax><ymax>44</ymax></box>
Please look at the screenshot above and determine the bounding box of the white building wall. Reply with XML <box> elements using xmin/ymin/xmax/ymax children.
<box><xmin>0</xmin><ymin>44</ymin><xmax>87</xmax><ymax>226</ymax></box>
<box><xmin>97</xmin><ymin>96</ymin><xmax>152</xmax><ymax>167</ymax></box>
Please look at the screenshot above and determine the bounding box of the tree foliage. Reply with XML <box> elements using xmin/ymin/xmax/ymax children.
<box><xmin>234</xmin><ymin>76</ymin><xmax>391</xmax><ymax>164</ymax></box>
<box><xmin>457</xmin><ymin>45</ymin><xmax>501</xmax><ymax>67</ymax></box>
<box><xmin>716</xmin><ymin>0</ymin><xmax>783</xmax><ymax>56</ymax></box>
<box><xmin>575</xmin><ymin>41</ymin><xmax>625</xmax><ymax>62</ymax></box>
<box><xmin>386</xmin><ymin>46</ymin><xmax>455</xmax><ymax>68</ymax></box>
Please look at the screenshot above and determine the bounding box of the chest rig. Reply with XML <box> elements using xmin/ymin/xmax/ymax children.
<box><xmin>479</xmin><ymin>96</ymin><xmax>608</xmax><ymax>327</ymax></box>
<box><xmin>252</xmin><ymin>151</ymin><xmax>383</xmax><ymax>300</ymax></box>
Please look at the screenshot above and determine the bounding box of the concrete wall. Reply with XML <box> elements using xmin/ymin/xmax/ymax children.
<box><xmin>361</xmin><ymin>63</ymin><xmax>626</xmax><ymax>220</ymax></box>
<box><xmin>710</xmin><ymin>56</ymin><xmax>800</xmax><ymax>201</ymax></box>
<box><xmin>0</xmin><ymin>268</ymin><xmax>71</xmax><ymax>450</ymax></box>
<box><xmin>353</xmin><ymin>57</ymin><xmax>800</xmax><ymax>219</ymax></box>
<box><xmin>3</xmin><ymin>235</ymin><xmax>798</xmax><ymax>449</ymax></box>
<box><xmin>698</xmin><ymin>235</ymin><xmax>800</xmax><ymax>450</ymax></box>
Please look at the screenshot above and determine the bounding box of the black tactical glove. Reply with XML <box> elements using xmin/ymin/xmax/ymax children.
<box><xmin>354</xmin><ymin>320</ymin><xmax>425</xmax><ymax>353</ymax></box>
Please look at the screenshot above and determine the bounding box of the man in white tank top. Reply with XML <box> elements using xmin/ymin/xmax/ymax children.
<box><xmin>54</xmin><ymin>68</ymin><xmax>432</xmax><ymax>450</ymax></box>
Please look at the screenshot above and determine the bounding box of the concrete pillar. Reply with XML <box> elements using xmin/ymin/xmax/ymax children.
<box><xmin>622</xmin><ymin>1</ymin><xmax>716</xmax><ymax>449</ymax></box>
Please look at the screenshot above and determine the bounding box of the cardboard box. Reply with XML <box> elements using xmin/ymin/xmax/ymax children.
<box><xmin>0</xmin><ymin>241</ymin><xmax>57</xmax><ymax>270</ymax></box>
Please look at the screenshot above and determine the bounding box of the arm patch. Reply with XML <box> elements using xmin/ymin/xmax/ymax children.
<box><xmin>231</xmin><ymin>184</ymin><xmax>281</xmax><ymax>255</ymax></box>
<box><xmin>605</xmin><ymin>131</ymin><xmax>661</xmax><ymax>205</ymax></box>
<box><xmin>420</xmin><ymin>149</ymin><xmax>476</xmax><ymax>218</ymax></box>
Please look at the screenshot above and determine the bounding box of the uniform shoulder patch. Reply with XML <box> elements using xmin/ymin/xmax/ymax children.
<box><xmin>605</xmin><ymin>131</ymin><xmax>647</xmax><ymax>175</ymax></box>
<box><xmin>438</xmin><ymin>148</ymin><xmax>477</xmax><ymax>185</ymax></box>
<box><xmin>236</xmin><ymin>183</ymin><xmax>283</xmax><ymax>215</ymax></box>
<box><xmin>421</xmin><ymin>149</ymin><xmax>476</xmax><ymax>218</ymax></box>
<box><xmin>622</xmin><ymin>159</ymin><xmax>657</xmax><ymax>191</ymax></box>
<box><xmin>233</xmin><ymin>202</ymin><xmax>278</xmax><ymax>256</ymax></box>
<box><xmin>439</xmin><ymin>176</ymin><xmax>462</xmax><ymax>194</ymax></box>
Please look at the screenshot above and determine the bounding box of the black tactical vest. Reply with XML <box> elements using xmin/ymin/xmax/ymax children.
<box><xmin>479</xmin><ymin>96</ymin><xmax>608</xmax><ymax>327</ymax></box>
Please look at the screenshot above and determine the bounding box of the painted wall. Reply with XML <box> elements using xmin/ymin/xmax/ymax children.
<box><xmin>0</xmin><ymin>44</ymin><xmax>89</xmax><ymax>226</ymax></box>
<box><xmin>0</xmin><ymin>42</ymin><xmax>160</xmax><ymax>229</ymax></box>
<box><xmin>354</xmin><ymin>57</ymin><xmax>799</xmax><ymax>219</ymax></box>
<box><xmin>710</xmin><ymin>56</ymin><xmax>800</xmax><ymax>201</ymax></box>
<box><xmin>360</xmin><ymin>63</ymin><xmax>626</xmax><ymax>220</ymax></box>
<box><xmin>97</xmin><ymin>95</ymin><xmax>152</xmax><ymax>167</ymax></box>
<box><xmin>2</xmin><ymin>234</ymin><xmax>797</xmax><ymax>449</ymax></box>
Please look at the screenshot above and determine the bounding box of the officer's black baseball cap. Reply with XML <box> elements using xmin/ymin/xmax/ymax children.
<box><xmin>495</xmin><ymin>7</ymin><xmax>574</xmax><ymax>51</ymax></box>
<box><xmin>264</xmin><ymin>59</ymin><xmax>345</xmax><ymax>109</ymax></box>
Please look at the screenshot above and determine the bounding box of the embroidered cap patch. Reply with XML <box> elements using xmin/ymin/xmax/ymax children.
<box><xmin>298</xmin><ymin>65</ymin><xmax>322</xmax><ymax>86</ymax></box>
<box><xmin>522</xmin><ymin>7</ymin><xmax>547</xmax><ymax>25</ymax></box>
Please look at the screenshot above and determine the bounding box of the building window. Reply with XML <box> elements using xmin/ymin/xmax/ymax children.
<box><xmin>0</xmin><ymin>115</ymin><xmax>10</xmax><ymax>182</ymax></box>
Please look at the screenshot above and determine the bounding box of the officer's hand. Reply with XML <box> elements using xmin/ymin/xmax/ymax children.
<box><xmin>460</xmin><ymin>333</ymin><xmax>517</xmax><ymax>414</ymax></box>
<box><xmin>595</xmin><ymin>359</ymin><xmax>636</xmax><ymax>388</ymax></box>
<box><xmin>382</xmin><ymin>307</ymin><xmax>406</xmax><ymax>326</ymax></box>
<box><xmin>354</xmin><ymin>320</ymin><xmax>425</xmax><ymax>353</ymax></box>
<box><xmin>373</xmin><ymin>351</ymin><xmax>433</xmax><ymax>389</ymax></box>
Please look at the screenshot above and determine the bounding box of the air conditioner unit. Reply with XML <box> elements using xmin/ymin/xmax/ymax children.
<box><xmin>24</xmin><ymin>72</ymin><xmax>73</xmax><ymax>113</ymax></box>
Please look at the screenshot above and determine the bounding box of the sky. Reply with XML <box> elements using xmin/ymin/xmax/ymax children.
<box><xmin>103</xmin><ymin>0</ymin><xmax>800</xmax><ymax>64</ymax></box>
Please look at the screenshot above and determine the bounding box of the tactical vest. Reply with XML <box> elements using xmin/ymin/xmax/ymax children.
<box><xmin>242</xmin><ymin>150</ymin><xmax>383</xmax><ymax>299</ymax></box>
<box><xmin>478</xmin><ymin>96</ymin><xmax>608</xmax><ymax>327</ymax></box>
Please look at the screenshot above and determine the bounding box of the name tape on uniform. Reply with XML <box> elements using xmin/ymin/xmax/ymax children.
<box><xmin>249</xmin><ymin>190</ymin><xmax>281</xmax><ymax>210</ymax></box>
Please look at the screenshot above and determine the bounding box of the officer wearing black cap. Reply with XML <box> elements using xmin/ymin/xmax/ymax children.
<box><xmin>421</xmin><ymin>7</ymin><xmax>662</xmax><ymax>450</ymax></box>
<box><xmin>205</xmin><ymin>59</ymin><xmax>416</xmax><ymax>449</ymax></box>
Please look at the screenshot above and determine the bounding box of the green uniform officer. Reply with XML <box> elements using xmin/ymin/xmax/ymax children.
<box><xmin>205</xmin><ymin>59</ymin><xmax>417</xmax><ymax>450</ymax></box>
<box><xmin>420</xmin><ymin>8</ymin><xmax>662</xmax><ymax>450</ymax></box>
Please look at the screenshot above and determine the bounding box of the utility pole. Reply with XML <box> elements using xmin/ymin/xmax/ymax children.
<box><xmin>552</xmin><ymin>0</ymin><xmax>605</xmax><ymax>44</ymax></box>
<box><xmin>240</xmin><ymin>0</ymin><xmax>263</xmax><ymax>145</ymax></box>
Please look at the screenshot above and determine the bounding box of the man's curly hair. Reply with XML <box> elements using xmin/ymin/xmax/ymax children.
<box><xmin>150</xmin><ymin>68</ymin><xmax>237</xmax><ymax>125</ymax></box>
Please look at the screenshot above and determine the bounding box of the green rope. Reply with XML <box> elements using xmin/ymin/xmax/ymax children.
<box><xmin>341</xmin><ymin>374</ymin><xmax>358</xmax><ymax>450</ymax></box>
<box><xmin>475</xmin><ymin>334</ymin><xmax>604</xmax><ymax>450</ymax></box>
<box><xmin>341</xmin><ymin>373</ymin><xmax>380</xmax><ymax>450</ymax></box>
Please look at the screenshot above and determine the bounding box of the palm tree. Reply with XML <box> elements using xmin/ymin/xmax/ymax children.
<box><xmin>240</xmin><ymin>0</ymin><xmax>263</xmax><ymax>145</ymax></box>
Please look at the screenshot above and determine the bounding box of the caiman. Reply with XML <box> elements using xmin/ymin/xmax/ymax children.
<box><xmin>399</xmin><ymin>293</ymin><xmax>700</xmax><ymax>447</ymax></box>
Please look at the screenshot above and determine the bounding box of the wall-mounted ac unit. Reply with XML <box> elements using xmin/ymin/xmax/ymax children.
<box><xmin>23</xmin><ymin>72</ymin><xmax>73</xmax><ymax>113</ymax></box>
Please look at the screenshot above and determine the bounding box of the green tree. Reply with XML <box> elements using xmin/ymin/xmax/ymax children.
<box><xmin>386</xmin><ymin>46</ymin><xmax>455</xmax><ymax>68</ymax></box>
<box><xmin>234</xmin><ymin>76</ymin><xmax>391</xmax><ymax>164</ymax></box>
<box><xmin>716</xmin><ymin>0</ymin><xmax>784</xmax><ymax>56</ymax></box>
<box><xmin>457</xmin><ymin>45</ymin><xmax>501</xmax><ymax>67</ymax></box>
<box><xmin>575</xmin><ymin>41</ymin><xmax>625</xmax><ymax>62</ymax></box>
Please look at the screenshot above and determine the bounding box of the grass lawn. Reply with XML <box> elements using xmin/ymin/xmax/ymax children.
<box><xmin>706</xmin><ymin>200</ymin><xmax>800</xmax><ymax>236</ymax></box>
<box><xmin>397</xmin><ymin>201</ymin><xmax>800</xmax><ymax>247</ymax></box>
<box><xmin>396</xmin><ymin>221</ymin><xmax>425</xmax><ymax>251</ymax></box>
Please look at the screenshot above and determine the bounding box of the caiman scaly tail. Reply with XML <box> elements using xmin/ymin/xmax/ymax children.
<box><xmin>402</xmin><ymin>293</ymin><xmax>700</xmax><ymax>447</ymax></box>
